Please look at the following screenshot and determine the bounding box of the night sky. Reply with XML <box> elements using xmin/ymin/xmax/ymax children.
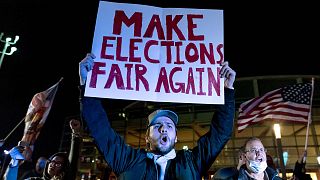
<box><xmin>0</xmin><ymin>0</ymin><xmax>318</xmax><ymax>161</ymax></box>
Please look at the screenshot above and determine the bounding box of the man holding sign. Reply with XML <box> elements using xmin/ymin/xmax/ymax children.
<box><xmin>79</xmin><ymin>52</ymin><xmax>236</xmax><ymax>179</ymax></box>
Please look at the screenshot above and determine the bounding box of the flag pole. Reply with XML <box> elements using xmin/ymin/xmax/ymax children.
<box><xmin>304</xmin><ymin>78</ymin><xmax>315</xmax><ymax>153</ymax></box>
<box><xmin>58</xmin><ymin>77</ymin><xmax>64</xmax><ymax>83</ymax></box>
<box><xmin>0</xmin><ymin>116</ymin><xmax>26</xmax><ymax>147</ymax></box>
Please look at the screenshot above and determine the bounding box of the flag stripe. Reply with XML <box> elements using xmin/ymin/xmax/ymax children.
<box><xmin>251</xmin><ymin>105</ymin><xmax>310</xmax><ymax>116</ymax></box>
<box><xmin>240</xmin><ymin>89</ymin><xmax>281</xmax><ymax>113</ymax></box>
<box><xmin>238</xmin><ymin>110</ymin><xmax>309</xmax><ymax>124</ymax></box>
<box><xmin>243</xmin><ymin>102</ymin><xmax>310</xmax><ymax>117</ymax></box>
<box><xmin>238</xmin><ymin>114</ymin><xmax>309</xmax><ymax>131</ymax></box>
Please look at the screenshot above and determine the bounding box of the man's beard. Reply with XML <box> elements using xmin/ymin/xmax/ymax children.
<box><xmin>153</xmin><ymin>140</ymin><xmax>175</xmax><ymax>155</ymax></box>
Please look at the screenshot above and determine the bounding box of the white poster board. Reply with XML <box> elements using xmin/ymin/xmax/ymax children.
<box><xmin>85</xmin><ymin>1</ymin><xmax>225</xmax><ymax>104</ymax></box>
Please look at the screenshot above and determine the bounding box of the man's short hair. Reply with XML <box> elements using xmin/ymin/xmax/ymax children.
<box><xmin>243</xmin><ymin>137</ymin><xmax>262</xmax><ymax>150</ymax></box>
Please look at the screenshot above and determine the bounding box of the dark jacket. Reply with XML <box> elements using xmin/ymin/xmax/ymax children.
<box><xmin>237</xmin><ymin>166</ymin><xmax>283</xmax><ymax>180</ymax></box>
<box><xmin>212</xmin><ymin>167</ymin><xmax>238</xmax><ymax>180</ymax></box>
<box><xmin>213</xmin><ymin>165</ymin><xmax>283</xmax><ymax>180</ymax></box>
<box><xmin>19</xmin><ymin>169</ymin><xmax>42</xmax><ymax>180</ymax></box>
<box><xmin>81</xmin><ymin>87</ymin><xmax>235</xmax><ymax>180</ymax></box>
<box><xmin>293</xmin><ymin>161</ymin><xmax>312</xmax><ymax>180</ymax></box>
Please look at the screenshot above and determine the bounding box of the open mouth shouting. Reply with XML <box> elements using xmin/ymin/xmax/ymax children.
<box><xmin>256</xmin><ymin>157</ymin><xmax>263</xmax><ymax>162</ymax></box>
<box><xmin>160</xmin><ymin>135</ymin><xmax>169</xmax><ymax>145</ymax></box>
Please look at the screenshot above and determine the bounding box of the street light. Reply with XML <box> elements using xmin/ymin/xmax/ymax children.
<box><xmin>0</xmin><ymin>32</ymin><xmax>19</xmax><ymax>69</ymax></box>
<box><xmin>273</xmin><ymin>123</ymin><xmax>286</xmax><ymax>179</ymax></box>
<box><xmin>274</xmin><ymin>124</ymin><xmax>281</xmax><ymax>139</ymax></box>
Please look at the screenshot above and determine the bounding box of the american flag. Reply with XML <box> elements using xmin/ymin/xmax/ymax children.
<box><xmin>237</xmin><ymin>83</ymin><xmax>312</xmax><ymax>132</ymax></box>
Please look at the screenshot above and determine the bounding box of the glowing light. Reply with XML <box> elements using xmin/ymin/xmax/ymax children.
<box><xmin>4</xmin><ymin>150</ymin><xmax>10</xmax><ymax>154</ymax></box>
<box><xmin>273</xmin><ymin>124</ymin><xmax>281</xmax><ymax>139</ymax></box>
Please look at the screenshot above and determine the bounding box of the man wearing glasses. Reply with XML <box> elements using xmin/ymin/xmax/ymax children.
<box><xmin>237</xmin><ymin>137</ymin><xmax>283</xmax><ymax>180</ymax></box>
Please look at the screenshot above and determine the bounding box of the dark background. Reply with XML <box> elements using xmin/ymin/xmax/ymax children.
<box><xmin>0</xmin><ymin>0</ymin><xmax>318</xmax><ymax>163</ymax></box>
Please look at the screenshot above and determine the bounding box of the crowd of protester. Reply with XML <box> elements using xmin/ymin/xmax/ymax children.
<box><xmin>0</xmin><ymin>53</ymin><xmax>314</xmax><ymax>180</ymax></box>
<box><xmin>1</xmin><ymin>119</ymin><xmax>82</xmax><ymax>180</ymax></box>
